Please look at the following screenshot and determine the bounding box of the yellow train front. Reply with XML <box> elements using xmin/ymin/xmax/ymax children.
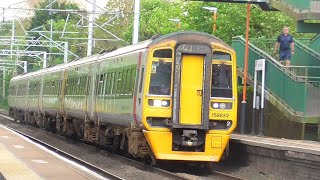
<box><xmin>141</xmin><ymin>32</ymin><xmax>237</xmax><ymax>162</ymax></box>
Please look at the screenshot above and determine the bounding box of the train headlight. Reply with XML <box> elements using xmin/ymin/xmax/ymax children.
<box><xmin>213</xmin><ymin>103</ymin><xmax>219</xmax><ymax>109</ymax></box>
<box><xmin>154</xmin><ymin>100</ymin><xmax>162</xmax><ymax>107</ymax></box>
<box><xmin>220</xmin><ymin>103</ymin><xmax>226</xmax><ymax>109</ymax></box>
<box><xmin>148</xmin><ymin>99</ymin><xmax>170</xmax><ymax>107</ymax></box>
<box><xmin>161</xmin><ymin>100</ymin><xmax>169</xmax><ymax>106</ymax></box>
<box><xmin>211</xmin><ymin>102</ymin><xmax>232</xmax><ymax>110</ymax></box>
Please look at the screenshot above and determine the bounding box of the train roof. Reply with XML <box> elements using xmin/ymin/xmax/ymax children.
<box><xmin>149</xmin><ymin>31</ymin><xmax>232</xmax><ymax>49</ymax></box>
<box><xmin>11</xmin><ymin>31</ymin><xmax>233</xmax><ymax>82</ymax></box>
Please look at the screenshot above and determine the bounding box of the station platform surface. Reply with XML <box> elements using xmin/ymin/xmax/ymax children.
<box><xmin>231</xmin><ymin>133</ymin><xmax>320</xmax><ymax>155</ymax></box>
<box><xmin>0</xmin><ymin>125</ymin><xmax>105</xmax><ymax>180</ymax></box>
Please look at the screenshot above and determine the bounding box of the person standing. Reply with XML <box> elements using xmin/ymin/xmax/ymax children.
<box><xmin>274</xmin><ymin>27</ymin><xmax>295</xmax><ymax>66</ymax></box>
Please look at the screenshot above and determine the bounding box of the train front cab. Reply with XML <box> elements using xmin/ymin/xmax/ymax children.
<box><xmin>142</xmin><ymin>41</ymin><xmax>237</xmax><ymax>162</ymax></box>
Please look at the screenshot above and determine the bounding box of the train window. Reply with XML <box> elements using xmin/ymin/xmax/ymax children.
<box><xmin>102</xmin><ymin>74</ymin><xmax>107</xmax><ymax>96</ymax></box>
<box><xmin>110</xmin><ymin>72</ymin><xmax>115</xmax><ymax>95</ymax></box>
<box><xmin>80</xmin><ymin>77</ymin><xmax>84</xmax><ymax>95</ymax></box>
<box><xmin>148</xmin><ymin>61</ymin><xmax>171</xmax><ymax>95</ymax></box>
<box><xmin>58</xmin><ymin>80</ymin><xmax>62</xmax><ymax>95</ymax></box>
<box><xmin>130</xmin><ymin>68</ymin><xmax>136</xmax><ymax>94</ymax></box>
<box><xmin>117</xmin><ymin>72</ymin><xmax>122</xmax><ymax>95</ymax></box>
<box><xmin>139</xmin><ymin>67</ymin><xmax>144</xmax><ymax>93</ymax></box>
<box><xmin>153</xmin><ymin>49</ymin><xmax>172</xmax><ymax>58</ymax></box>
<box><xmin>88</xmin><ymin>76</ymin><xmax>92</xmax><ymax>95</ymax></box>
<box><xmin>211</xmin><ymin>64</ymin><xmax>232</xmax><ymax>98</ymax></box>
<box><xmin>213</xmin><ymin>51</ymin><xmax>231</xmax><ymax>61</ymax></box>
<box><xmin>74</xmin><ymin>78</ymin><xmax>77</xmax><ymax>95</ymax></box>
<box><xmin>124</xmin><ymin>69</ymin><xmax>130</xmax><ymax>95</ymax></box>
<box><xmin>105</xmin><ymin>73</ymin><xmax>109</xmax><ymax>95</ymax></box>
<box><xmin>70</xmin><ymin>78</ymin><xmax>73</xmax><ymax>95</ymax></box>
<box><xmin>98</xmin><ymin>74</ymin><xmax>104</xmax><ymax>96</ymax></box>
<box><xmin>120</xmin><ymin>70</ymin><xmax>127</xmax><ymax>95</ymax></box>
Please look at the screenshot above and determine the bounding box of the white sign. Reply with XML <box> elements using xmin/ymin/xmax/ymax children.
<box><xmin>253</xmin><ymin>59</ymin><xmax>266</xmax><ymax>109</ymax></box>
<box><xmin>255</xmin><ymin>59</ymin><xmax>265</xmax><ymax>71</ymax></box>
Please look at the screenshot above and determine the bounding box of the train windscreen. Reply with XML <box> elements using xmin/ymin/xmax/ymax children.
<box><xmin>148</xmin><ymin>60</ymin><xmax>172</xmax><ymax>95</ymax></box>
<box><xmin>211</xmin><ymin>64</ymin><xmax>232</xmax><ymax>98</ymax></box>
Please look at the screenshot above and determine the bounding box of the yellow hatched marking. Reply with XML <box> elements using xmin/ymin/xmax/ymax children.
<box><xmin>0</xmin><ymin>144</ymin><xmax>41</xmax><ymax>180</ymax></box>
<box><xmin>180</xmin><ymin>55</ymin><xmax>204</xmax><ymax>125</ymax></box>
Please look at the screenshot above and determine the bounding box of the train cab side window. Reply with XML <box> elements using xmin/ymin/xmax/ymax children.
<box><xmin>211</xmin><ymin>64</ymin><xmax>232</xmax><ymax>98</ymax></box>
<box><xmin>213</xmin><ymin>51</ymin><xmax>231</xmax><ymax>61</ymax></box>
<box><xmin>153</xmin><ymin>49</ymin><xmax>172</xmax><ymax>58</ymax></box>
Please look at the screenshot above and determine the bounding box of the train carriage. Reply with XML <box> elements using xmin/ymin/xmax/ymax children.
<box><xmin>9</xmin><ymin>31</ymin><xmax>237</xmax><ymax>164</ymax></box>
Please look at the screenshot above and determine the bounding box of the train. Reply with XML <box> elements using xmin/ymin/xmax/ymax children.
<box><xmin>8</xmin><ymin>31</ymin><xmax>237</xmax><ymax>164</ymax></box>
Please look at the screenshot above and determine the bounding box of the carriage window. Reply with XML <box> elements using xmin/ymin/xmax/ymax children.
<box><xmin>211</xmin><ymin>64</ymin><xmax>232</xmax><ymax>98</ymax></box>
<box><xmin>139</xmin><ymin>67</ymin><xmax>144</xmax><ymax>93</ymax></box>
<box><xmin>130</xmin><ymin>68</ymin><xmax>136</xmax><ymax>94</ymax></box>
<box><xmin>117</xmin><ymin>72</ymin><xmax>122</xmax><ymax>95</ymax></box>
<box><xmin>98</xmin><ymin>74</ymin><xmax>104</xmax><ymax>95</ymax></box>
<box><xmin>153</xmin><ymin>49</ymin><xmax>172</xmax><ymax>58</ymax></box>
<box><xmin>121</xmin><ymin>70</ymin><xmax>127</xmax><ymax>95</ymax></box>
<box><xmin>148</xmin><ymin>61</ymin><xmax>172</xmax><ymax>95</ymax></box>
<box><xmin>213</xmin><ymin>51</ymin><xmax>231</xmax><ymax>61</ymax></box>
<box><xmin>110</xmin><ymin>72</ymin><xmax>115</xmax><ymax>95</ymax></box>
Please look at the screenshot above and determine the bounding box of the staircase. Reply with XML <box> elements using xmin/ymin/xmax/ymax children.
<box><xmin>232</xmin><ymin>36</ymin><xmax>320</xmax><ymax>140</ymax></box>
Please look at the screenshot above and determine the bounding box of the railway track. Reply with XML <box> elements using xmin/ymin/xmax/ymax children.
<box><xmin>0</xmin><ymin>112</ymin><xmax>244</xmax><ymax>180</ymax></box>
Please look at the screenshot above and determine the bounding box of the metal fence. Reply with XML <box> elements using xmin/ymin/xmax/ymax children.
<box><xmin>232</xmin><ymin>37</ymin><xmax>320</xmax><ymax>140</ymax></box>
<box><xmin>250</xmin><ymin>38</ymin><xmax>320</xmax><ymax>79</ymax></box>
<box><xmin>232</xmin><ymin>36</ymin><xmax>320</xmax><ymax>140</ymax></box>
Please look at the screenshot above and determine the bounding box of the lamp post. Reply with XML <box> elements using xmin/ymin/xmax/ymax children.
<box><xmin>168</xmin><ymin>19</ymin><xmax>181</xmax><ymax>29</ymax></box>
<box><xmin>240</xmin><ymin>3</ymin><xmax>251</xmax><ymax>134</ymax></box>
<box><xmin>203</xmin><ymin>6</ymin><xmax>218</xmax><ymax>33</ymax></box>
<box><xmin>132</xmin><ymin>0</ymin><xmax>140</xmax><ymax>44</ymax></box>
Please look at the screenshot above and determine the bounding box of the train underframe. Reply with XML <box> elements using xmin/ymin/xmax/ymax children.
<box><xmin>9</xmin><ymin>107</ymin><xmax>154</xmax><ymax>164</ymax></box>
<box><xmin>9</xmin><ymin>107</ymin><xmax>229</xmax><ymax>165</ymax></box>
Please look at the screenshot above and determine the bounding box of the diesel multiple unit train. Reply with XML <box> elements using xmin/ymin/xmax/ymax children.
<box><xmin>9</xmin><ymin>31</ymin><xmax>237</xmax><ymax>164</ymax></box>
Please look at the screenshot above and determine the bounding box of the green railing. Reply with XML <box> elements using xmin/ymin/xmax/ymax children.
<box><xmin>250</xmin><ymin>38</ymin><xmax>320</xmax><ymax>78</ymax></box>
<box><xmin>277</xmin><ymin>0</ymin><xmax>312</xmax><ymax>10</ymax></box>
<box><xmin>232</xmin><ymin>36</ymin><xmax>320</xmax><ymax>117</ymax></box>
<box><xmin>310</xmin><ymin>34</ymin><xmax>320</xmax><ymax>53</ymax></box>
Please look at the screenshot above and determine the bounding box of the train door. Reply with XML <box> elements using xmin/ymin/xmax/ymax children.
<box><xmin>59</xmin><ymin>70</ymin><xmax>66</xmax><ymax>115</ymax></box>
<box><xmin>86</xmin><ymin>63</ymin><xmax>98</xmax><ymax>120</ymax></box>
<box><xmin>134</xmin><ymin>52</ymin><xmax>144</xmax><ymax>126</ymax></box>
<box><xmin>172</xmin><ymin>44</ymin><xmax>212</xmax><ymax>130</ymax></box>
<box><xmin>179</xmin><ymin>55</ymin><xmax>203</xmax><ymax>125</ymax></box>
<box><xmin>86</xmin><ymin>65</ymin><xmax>93</xmax><ymax>120</ymax></box>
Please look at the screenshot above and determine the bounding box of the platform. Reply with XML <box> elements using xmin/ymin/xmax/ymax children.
<box><xmin>0</xmin><ymin>125</ymin><xmax>106</xmax><ymax>180</ymax></box>
<box><xmin>231</xmin><ymin>133</ymin><xmax>320</xmax><ymax>155</ymax></box>
<box><xmin>230</xmin><ymin>134</ymin><xmax>320</xmax><ymax>180</ymax></box>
